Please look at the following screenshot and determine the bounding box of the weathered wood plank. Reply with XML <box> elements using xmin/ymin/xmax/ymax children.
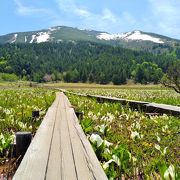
<box><xmin>63</xmin><ymin>94</ymin><xmax>108</xmax><ymax>180</ymax></box>
<box><xmin>13</xmin><ymin>92</ymin><xmax>107</xmax><ymax>180</ymax></box>
<box><xmin>66</xmin><ymin>108</ymin><xmax>94</xmax><ymax>180</ymax></box>
<box><xmin>62</xmin><ymin>90</ymin><xmax>180</xmax><ymax>116</ymax></box>
<box><xmin>71</xmin><ymin>111</ymin><xmax>108</xmax><ymax>180</ymax></box>
<box><xmin>45</xmin><ymin>97</ymin><xmax>62</xmax><ymax>180</ymax></box>
<box><xmin>145</xmin><ymin>103</ymin><xmax>180</xmax><ymax>115</ymax></box>
<box><xmin>58</xmin><ymin>94</ymin><xmax>77</xmax><ymax>180</ymax></box>
<box><xmin>13</xmin><ymin>93</ymin><xmax>60</xmax><ymax>180</ymax></box>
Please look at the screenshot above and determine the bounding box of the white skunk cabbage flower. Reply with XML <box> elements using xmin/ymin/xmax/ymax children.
<box><xmin>89</xmin><ymin>134</ymin><xmax>103</xmax><ymax>147</ymax></box>
<box><xmin>155</xmin><ymin>144</ymin><xmax>161</xmax><ymax>151</ymax></box>
<box><xmin>155</xmin><ymin>144</ymin><xmax>167</xmax><ymax>155</ymax></box>
<box><xmin>164</xmin><ymin>164</ymin><xmax>175</xmax><ymax>180</ymax></box>
<box><xmin>155</xmin><ymin>133</ymin><xmax>161</xmax><ymax>142</ymax></box>
<box><xmin>112</xmin><ymin>155</ymin><xmax>120</xmax><ymax>166</ymax></box>
<box><xmin>103</xmin><ymin>159</ymin><xmax>115</xmax><ymax>170</ymax></box>
<box><xmin>104</xmin><ymin>140</ymin><xmax>112</xmax><ymax>147</ymax></box>
<box><xmin>104</xmin><ymin>148</ymin><xmax>111</xmax><ymax>154</ymax></box>
<box><xmin>131</xmin><ymin>131</ymin><xmax>140</xmax><ymax>140</ymax></box>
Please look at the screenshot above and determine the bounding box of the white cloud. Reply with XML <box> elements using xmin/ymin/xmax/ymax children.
<box><xmin>148</xmin><ymin>0</ymin><xmax>180</xmax><ymax>36</ymax></box>
<box><xmin>55</xmin><ymin>0</ymin><xmax>180</xmax><ymax>38</ymax></box>
<box><xmin>13</xmin><ymin>0</ymin><xmax>180</xmax><ymax>39</ymax></box>
<box><xmin>74</xmin><ymin>8</ymin><xmax>91</xmax><ymax>18</ymax></box>
<box><xmin>56</xmin><ymin>0</ymin><xmax>92</xmax><ymax>18</ymax></box>
<box><xmin>55</xmin><ymin>0</ymin><xmax>136</xmax><ymax>32</ymax></box>
<box><xmin>149</xmin><ymin>0</ymin><xmax>179</xmax><ymax>15</ymax></box>
<box><xmin>13</xmin><ymin>0</ymin><xmax>138</xmax><ymax>34</ymax></box>
<box><xmin>102</xmin><ymin>9</ymin><xmax>117</xmax><ymax>23</ymax></box>
<box><xmin>122</xmin><ymin>12</ymin><xmax>136</xmax><ymax>25</ymax></box>
<box><xmin>14</xmin><ymin>0</ymin><xmax>53</xmax><ymax>16</ymax></box>
<box><xmin>56</xmin><ymin>0</ymin><xmax>74</xmax><ymax>14</ymax></box>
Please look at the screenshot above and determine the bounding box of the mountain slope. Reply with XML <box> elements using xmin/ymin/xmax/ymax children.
<box><xmin>0</xmin><ymin>41</ymin><xmax>177</xmax><ymax>83</ymax></box>
<box><xmin>0</xmin><ymin>26</ymin><xmax>101</xmax><ymax>44</ymax></box>
<box><xmin>0</xmin><ymin>26</ymin><xmax>180</xmax><ymax>54</ymax></box>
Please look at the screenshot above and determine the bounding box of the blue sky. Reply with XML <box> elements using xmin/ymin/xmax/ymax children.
<box><xmin>1</xmin><ymin>0</ymin><xmax>180</xmax><ymax>39</ymax></box>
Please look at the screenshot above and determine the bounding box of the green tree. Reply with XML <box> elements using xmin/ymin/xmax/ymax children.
<box><xmin>64</xmin><ymin>71</ymin><xmax>71</xmax><ymax>82</ymax></box>
<box><xmin>88</xmin><ymin>72</ymin><xmax>94</xmax><ymax>83</ymax></box>
<box><xmin>4</xmin><ymin>66</ymin><xmax>13</xmax><ymax>73</ymax></box>
<box><xmin>33</xmin><ymin>73</ymin><xmax>43</xmax><ymax>82</ymax></box>
<box><xmin>112</xmin><ymin>70</ymin><xmax>127</xmax><ymax>85</ymax></box>
<box><xmin>161</xmin><ymin>60</ymin><xmax>180</xmax><ymax>93</ymax></box>
<box><xmin>71</xmin><ymin>69</ymin><xmax>79</xmax><ymax>82</ymax></box>
<box><xmin>133</xmin><ymin>62</ymin><xmax>163</xmax><ymax>84</ymax></box>
<box><xmin>64</xmin><ymin>69</ymin><xmax>79</xmax><ymax>83</ymax></box>
<box><xmin>0</xmin><ymin>57</ymin><xmax>7</xmax><ymax>72</ymax></box>
<box><xmin>98</xmin><ymin>72</ymin><xmax>109</xmax><ymax>84</ymax></box>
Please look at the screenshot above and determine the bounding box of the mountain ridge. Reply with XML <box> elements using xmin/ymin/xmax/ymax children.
<box><xmin>0</xmin><ymin>26</ymin><xmax>180</xmax><ymax>54</ymax></box>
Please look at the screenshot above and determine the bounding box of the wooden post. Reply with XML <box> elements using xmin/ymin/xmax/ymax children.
<box><xmin>75</xmin><ymin>111</ymin><xmax>83</xmax><ymax>122</ymax></box>
<box><xmin>32</xmin><ymin>110</ymin><xmax>40</xmax><ymax>118</ymax></box>
<box><xmin>31</xmin><ymin>110</ymin><xmax>40</xmax><ymax>133</ymax></box>
<box><xmin>97</xmin><ymin>97</ymin><xmax>104</xmax><ymax>103</ymax></box>
<box><xmin>16</xmin><ymin>132</ymin><xmax>32</xmax><ymax>162</ymax></box>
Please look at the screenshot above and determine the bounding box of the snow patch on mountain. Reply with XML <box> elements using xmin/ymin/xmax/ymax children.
<box><xmin>126</xmin><ymin>31</ymin><xmax>164</xmax><ymax>43</ymax></box>
<box><xmin>25</xmin><ymin>36</ymin><xmax>27</xmax><ymax>43</ymax></box>
<box><xmin>96</xmin><ymin>33</ymin><xmax>122</xmax><ymax>40</ymax></box>
<box><xmin>57</xmin><ymin>39</ymin><xmax>63</xmax><ymax>42</ymax></box>
<box><xmin>29</xmin><ymin>32</ymin><xmax>50</xmax><ymax>43</ymax></box>
<box><xmin>96</xmin><ymin>32</ymin><xmax>136</xmax><ymax>40</ymax></box>
<box><xmin>36</xmin><ymin>32</ymin><xmax>50</xmax><ymax>43</ymax></box>
<box><xmin>97</xmin><ymin>31</ymin><xmax>164</xmax><ymax>44</ymax></box>
<box><xmin>30</xmin><ymin>35</ymin><xmax>36</xmax><ymax>43</ymax></box>
<box><xmin>11</xmin><ymin>34</ymin><xmax>18</xmax><ymax>43</ymax></box>
<box><xmin>78</xmin><ymin>28</ymin><xmax>93</xmax><ymax>32</ymax></box>
<box><xmin>49</xmin><ymin>27</ymin><xmax>58</xmax><ymax>32</ymax></box>
<box><xmin>51</xmin><ymin>26</ymin><xmax>61</xmax><ymax>31</ymax></box>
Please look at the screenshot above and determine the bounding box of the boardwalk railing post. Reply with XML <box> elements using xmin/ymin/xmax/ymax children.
<box><xmin>16</xmin><ymin>132</ymin><xmax>32</xmax><ymax>163</ymax></box>
<box><xmin>32</xmin><ymin>110</ymin><xmax>40</xmax><ymax>118</ymax></box>
<box><xmin>31</xmin><ymin>110</ymin><xmax>40</xmax><ymax>133</ymax></box>
<box><xmin>75</xmin><ymin>111</ymin><xmax>83</xmax><ymax>122</ymax></box>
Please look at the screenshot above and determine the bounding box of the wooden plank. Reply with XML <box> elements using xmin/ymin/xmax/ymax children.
<box><xmin>145</xmin><ymin>103</ymin><xmax>180</xmax><ymax>115</ymax></box>
<box><xmin>63</xmin><ymin>90</ymin><xmax>180</xmax><ymax>116</ymax></box>
<box><xmin>45</xmin><ymin>96</ymin><xmax>62</xmax><ymax>180</ymax></box>
<box><xmin>13</xmin><ymin>93</ymin><xmax>60</xmax><ymax>180</ymax></box>
<box><xmin>66</xmin><ymin>108</ymin><xmax>94</xmax><ymax>180</ymax></box>
<box><xmin>63</xmin><ymin>94</ymin><xmax>108</xmax><ymax>180</ymax></box>
<box><xmin>72</xmin><ymin>111</ymin><xmax>108</xmax><ymax>180</ymax></box>
<box><xmin>58</xmin><ymin>93</ymin><xmax>77</xmax><ymax>180</ymax></box>
<box><xmin>147</xmin><ymin>103</ymin><xmax>180</xmax><ymax>111</ymax></box>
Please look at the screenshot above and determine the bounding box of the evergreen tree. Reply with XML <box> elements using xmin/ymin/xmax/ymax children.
<box><xmin>0</xmin><ymin>41</ymin><xmax>176</xmax><ymax>84</ymax></box>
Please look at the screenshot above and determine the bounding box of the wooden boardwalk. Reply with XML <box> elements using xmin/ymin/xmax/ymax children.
<box><xmin>60</xmin><ymin>89</ymin><xmax>180</xmax><ymax>116</ymax></box>
<box><xmin>13</xmin><ymin>92</ymin><xmax>107</xmax><ymax>180</ymax></box>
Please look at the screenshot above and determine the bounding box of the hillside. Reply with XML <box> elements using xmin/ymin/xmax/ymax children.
<box><xmin>0</xmin><ymin>41</ymin><xmax>177</xmax><ymax>84</ymax></box>
<box><xmin>0</xmin><ymin>26</ymin><xmax>180</xmax><ymax>54</ymax></box>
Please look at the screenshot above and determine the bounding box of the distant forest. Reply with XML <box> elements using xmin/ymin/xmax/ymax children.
<box><xmin>0</xmin><ymin>41</ymin><xmax>179</xmax><ymax>84</ymax></box>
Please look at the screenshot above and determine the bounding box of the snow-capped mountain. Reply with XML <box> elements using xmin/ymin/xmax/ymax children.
<box><xmin>0</xmin><ymin>26</ymin><xmax>179</xmax><ymax>54</ymax></box>
<box><xmin>96</xmin><ymin>31</ymin><xmax>164</xmax><ymax>44</ymax></box>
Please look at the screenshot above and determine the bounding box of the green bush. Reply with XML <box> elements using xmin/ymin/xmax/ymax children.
<box><xmin>0</xmin><ymin>73</ymin><xmax>19</xmax><ymax>82</ymax></box>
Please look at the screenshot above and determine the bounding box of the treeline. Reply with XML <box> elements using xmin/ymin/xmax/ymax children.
<box><xmin>0</xmin><ymin>41</ymin><xmax>178</xmax><ymax>84</ymax></box>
